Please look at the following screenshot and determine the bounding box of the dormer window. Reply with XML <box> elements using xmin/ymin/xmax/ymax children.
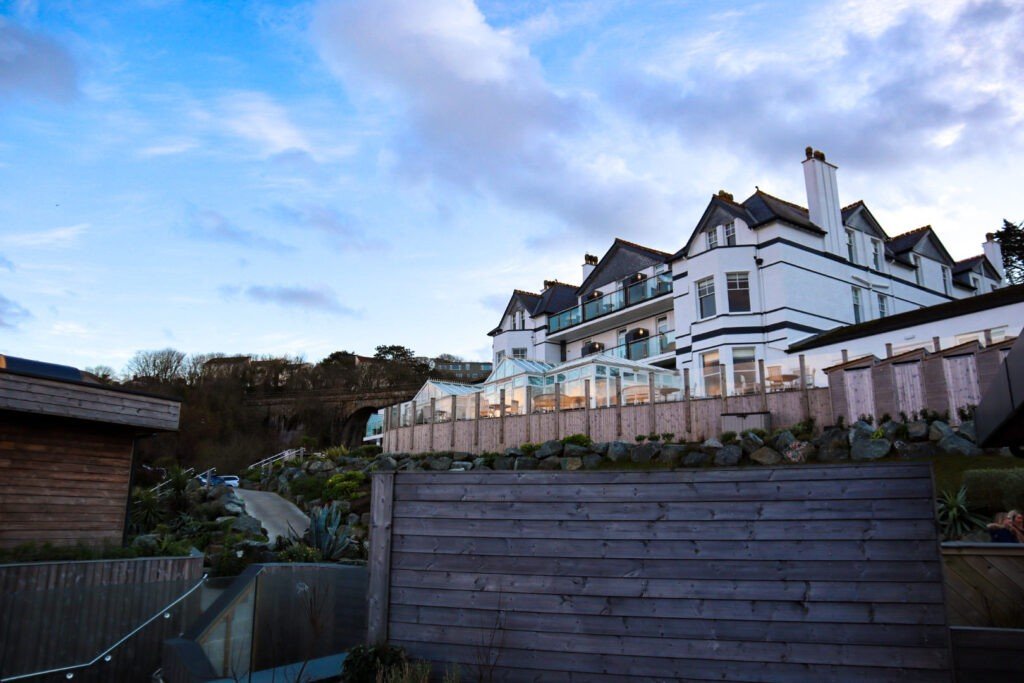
<box><xmin>706</xmin><ymin>226</ymin><xmax>719</xmax><ymax>250</ymax></box>
<box><xmin>971</xmin><ymin>275</ymin><xmax>981</xmax><ymax>295</ymax></box>
<box><xmin>845</xmin><ymin>229</ymin><xmax>857</xmax><ymax>263</ymax></box>
<box><xmin>912</xmin><ymin>254</ymin><xmax>923</xmax><ymax>285</ymax></box>
<box><xmin>871</xmin><ymin>240</ymin><xmax>882</xmax><ymax>270</ymax></box>
<box><xmin>942</xmin><ymin>266</ymin><xmax>952</xmax><ymax>295</ymax></box>
<box><xmin>724</xmin><ymin>223</ymin><xmax>736</xmax><ymax>246</ymax></box>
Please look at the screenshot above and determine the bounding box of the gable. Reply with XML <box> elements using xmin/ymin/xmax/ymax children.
<box><xmin>843</xmin><ymin>204</ymin><xmax>888</xmax><ymax>241</ymax></box>
<box><xmin>579</xmin><ymin>240</ymin><xmax>669</xmax><ymax>298</ymax></box>
<box><xmin>677</xmin><ymin>197</ymin><xmax>753</xmax><ymax>259</ymax></box>
<box><xmin>912</xmin><ymin>232</ymin><xmax>953</xmax><ymax>265</ymax></box>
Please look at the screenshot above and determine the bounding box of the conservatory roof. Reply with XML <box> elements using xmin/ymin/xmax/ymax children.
<box><xmin>484</xmin><ymin>357</ymin><xmax>555</xmax><ymax>383</ymax></box>
<box><xmin>412</xmin><ymin>379</ymin><xmax>481</xmax><ymax>402</ymax></box>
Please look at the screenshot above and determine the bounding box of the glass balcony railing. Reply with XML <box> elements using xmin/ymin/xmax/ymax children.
<box><xmin>604</xmin><ymin>331</ymin><xmax>676</xmax><ymax>361</ymax></box>
<box><xmin>549</xmin><ymin>272</ymin><xmax>672</xmax><ymax>333</ymax></box>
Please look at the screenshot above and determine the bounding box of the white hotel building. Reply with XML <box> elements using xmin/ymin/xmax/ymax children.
<box><xmin>489</xmin><ymin>148</ymin><xmax>1016</xmax><ymax>396</ymax></box>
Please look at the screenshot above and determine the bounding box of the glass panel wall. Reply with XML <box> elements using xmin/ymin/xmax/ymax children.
<box><xmin>548</xmin><ymin>272</ymin><xmax>673</xmax><ymax>334</ymax></box>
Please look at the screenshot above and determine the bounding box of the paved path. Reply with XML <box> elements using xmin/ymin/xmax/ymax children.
<box><xmin>237</xmin><ymin>489</ymin><xmax>309</xmax><ymax>543</ymax></box>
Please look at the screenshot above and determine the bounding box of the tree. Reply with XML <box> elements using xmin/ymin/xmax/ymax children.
<box><xmin>84</xmin><ymin>365</ymin><xmax>117</xmax><ymax>383</ymax></box>
<box><xmin>321</xmin><ymin>350</ymin><xmax>357</xmax><ymax>366</ymax></box>
<box><xmin>373</xmin><ymin>345</ymin><xmax>417</xmax><ymax>364</ymax></box>
<box><xmin>125</xmin><ymin>348</ymin><xmax>186</xmax><ymax>383</ymax></box>
<box><xmin>994</xmin><ymin>219</ymin><xmax>1024</xmax><ymax>285</ymax></box>
<box><xmin>435</xmin><ymin>353</ymin><xmax>464</xmax><ymax>363</ymax></box>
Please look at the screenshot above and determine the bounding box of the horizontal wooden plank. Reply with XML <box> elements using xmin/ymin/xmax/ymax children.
<box><xmin>396</xmin><ymin>463</ymin><xmax>933</xmax><ymax>486</ymax></box>
<box><xmin>390</xmin><ymin>552</ymin><xmax>944</xmax><ymax>582</ymax></box>
<box><xmin>389</xmin><ymin>587</ymin><xmax>948</xmax><ymax>625</ymax></box>
<box><xmin>393</xmin><ymin>478</ymin><xmax>934</xmax><ymax>503</ymax></box>
<box><xmin>0</xmin><ymin>377</ymin><xmax>177</xmax><ymax>415</ymax></box>
<box><xmin>391</xmin><ymin>570</ymin><xmax>944</xmax><ymax>604</ymax></box>
<box><xmin>392</xmin><ymin>640</ymin><xmax>951</xmax><ymax>683</ymax></box>
<box><xmin>391</xmin><ymin>517</ymin><xmax>939</xmax><ymax>541</ymax></box>
<box><xmin>392</xmin><ymin>535</ymin><xmax>939</xmax><ymax>562</ymax></box>
<box><xmin>393</xmin><ymin>498</ymin><xmax>936</xmax><ymax>522</ymax></box>
<box><xmin>389</xmin><ymin>622</ymin><xmax>949</xmax><ymax>669</ymax></box>
<box><xmin>390</xmin><ymin>604</ymin><xmax>951</xmax><ymax>648</ymax></box>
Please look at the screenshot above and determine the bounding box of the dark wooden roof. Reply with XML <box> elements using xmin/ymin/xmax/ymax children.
<box><xmin>0</xmin><ymin>357</ymin><xmax>181</xmax><ymax>431</ymax></box>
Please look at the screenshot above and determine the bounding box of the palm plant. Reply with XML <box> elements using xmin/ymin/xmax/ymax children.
<box><xmin>130</xmin><ymin>487</ymin><xmax>164</xmax><ymax>533</ymax></box>
<box><xmin>936</xmin><ymin>486</ymin><xmax>987</xmax><ymax>539</ymax></box>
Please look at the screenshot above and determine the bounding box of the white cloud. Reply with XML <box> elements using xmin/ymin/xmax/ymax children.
<box><xmin>216</xmin><ymin>90</ymin><xmax>314</xmax><ymax>158</ymax></box>
<box><xmin>4</xmin><ymin>223</ymin><xmax>88</xmax><ymax>248</ymax></box>
<box><xmin>138</xmin><ymin>138</ymin><xmax>199</xmax><ymax>157</ymax></box>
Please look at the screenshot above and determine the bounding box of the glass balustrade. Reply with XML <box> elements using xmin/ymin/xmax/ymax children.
<box><xmin>549</xmin><ymin>272</ymin><xmax>672</xmax><ymax>333</ymax></box>
<box><xmin>605</xmin><ymin>331</ymin><xmax>676</xmax><ymax>361</ymax></box>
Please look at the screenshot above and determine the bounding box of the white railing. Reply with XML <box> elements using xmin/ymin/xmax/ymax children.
<box><xmin>148</xmin><ymin>467</ymin><xmax>195</xmax><ymax>495</ymax></box>
<box><xmin>248</xmin><ymin>447</ymin><xmax>305</xmax><ymax>473</ymax></box>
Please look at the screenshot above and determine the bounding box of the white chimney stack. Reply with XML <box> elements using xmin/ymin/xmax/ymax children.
<box><xmin>983</xmin><ymin>233</ymin><xmax>1005</xmax><ymax>284</ymax></box>
<box><xmin>802</xmin><ymin>147</ymin><xmax>844</xmax><ymax>256</ymax></box>
<box><xmin>582</xmin><ymin>253</ymin><xmax>598</xmax><ymax>282</ymax></box>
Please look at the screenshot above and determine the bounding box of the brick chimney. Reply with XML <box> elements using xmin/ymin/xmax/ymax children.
<box><xmin>802</xmin><ymin>147</ymin><xmax>844</xmax><ymax>256</ymax></box>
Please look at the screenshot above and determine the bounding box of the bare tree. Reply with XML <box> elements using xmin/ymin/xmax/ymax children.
<box><xmin>125</xmin><ymin>348</ymin><xmax>186</xmax><ymax>383</ymax></box>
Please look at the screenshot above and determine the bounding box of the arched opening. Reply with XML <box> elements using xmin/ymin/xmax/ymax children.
<box><xmin>339</xmin><ymin>405</ymin><xmax>380</xmax><ymax>449</ymax></box>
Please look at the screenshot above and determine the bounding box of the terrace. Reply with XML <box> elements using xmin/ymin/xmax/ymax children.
<box><xmin>548</xmin><ymin>271</ymin><xmax>673</xmax><ymax>335</ymax></box>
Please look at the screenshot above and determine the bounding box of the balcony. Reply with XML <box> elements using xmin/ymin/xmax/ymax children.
<box><xmin>588</xmin><ymin>330</ymin><xmax>676</xmax><ymax>362</ymax></box>
<box><xmin>549</xmin><ymin>272</ymin><xmax>672</xmax><ymax>334</ymax></box>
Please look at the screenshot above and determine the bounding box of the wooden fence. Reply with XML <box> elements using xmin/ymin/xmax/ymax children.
<box><xmin>367</xmin><ymin>464</ymin><xmax>952</xmax><ymax>681</ymax></box>
<box><xmin>382</xmin><ymin>387</ymin><xmax>831</xmax><ymax>455</ymax></box>
<box><xmin>0</xmin><ymin>553</ymin><xmax>204</xmax><ymax>682</ymax></box>
<box><xmin>942</xmin><ymin>543</ymin><xmax>1024</xmax><ymax>627</ymax></box>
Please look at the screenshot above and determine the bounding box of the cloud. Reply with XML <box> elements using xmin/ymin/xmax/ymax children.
<box><xmin>311</xmin><ymin>0</ymin><xmax>678</xmax><ymax>241</ymax></box>
<box><xmin>0</xmin><ymin>254</ymin><xmax>12</xmax><ymax>271</ymax></box>
<box><xmin>215</xmin><ymin>90</ymin><xmax>314</xmax><ymax>158</ymax></box>
<box><xmin>185</xmin><ymin>208</ymin><xmax>292</xmax><ymax>250</ymax></box>
<box><xmin>0</xmin><ymin>19</ymin><xmax>77</xmax><ymax>103</ymax></box>
<box><xmin>613</xmin><ymin>1</ymin><xmax>1024</xmax><ymax>169</ymax></box>
<box><xmin>138</xmin><ymin>138</ymin><xmax>199</xmax><ymax>158</ymax></box>
<box><xmin>223</xmin><ymin>284</ymin><xmax>360</xmax><ymax>316</ymax></box>
<box><xmin>0</xmin><ymin>294</ymin><xmax>31</xmax><ymax>329</ymax></box>
<box><xmin>269</xmin><ymin>204</ymin><xmax>384</xmax><ymax>250</ymax></box>
<box><xmin>4</xmin><ymin>223</ymin><xmax>87</xmax><ymax>248</ymax></box>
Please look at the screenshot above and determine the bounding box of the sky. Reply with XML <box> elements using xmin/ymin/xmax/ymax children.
<box><xmin>1</xmin><ymin>0</ymin><xmax>1022</xmax><ymax>371</ymax></box>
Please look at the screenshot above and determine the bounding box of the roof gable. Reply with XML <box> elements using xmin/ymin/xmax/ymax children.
<box><xmin>675</xmin><ymin>194</ymin><xmax>754</xmax><ymax>259</ymax></box>
<box><xmin>842</xmin><ymin>202</ymin><xmax>889</xmax><ymax>241</ymax></box>
<box><xmin>489</xmin><ymin>290</ymin><xmax>541</xmax><ymax>336</ymax></box>
<box><xmin>532</xmin><ymin>282</ymin><xmax>578</xmax><ymax>316</ymax></box>
<box><xmin>578</xmin><ymin>238</ymin><xmax>670</xmax><ymax>298</ymax></box>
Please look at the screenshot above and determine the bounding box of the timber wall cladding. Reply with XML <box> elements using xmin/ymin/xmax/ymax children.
<box><xmin>369</xmin><ymin>464</ymin><xmax>952</xmax><ymax>682</ymax></box>
<box><xmin>0</xmin><ymin>413</ymin><xmax>134</xmax><ymax>548</ymax></box>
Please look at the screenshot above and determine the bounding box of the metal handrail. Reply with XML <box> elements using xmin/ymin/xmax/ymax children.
<box><xmin>0</xmin><ymin>574</ymin><xmax>208</xmax><ymax>682</ymax></box>
<box><xmin>148</xmin><ymin>467</ymin><xmax>195</xmax><ymax>494</ymax></box>
<box><xmin>249</xmin><ymin>447</ymin><xmax>305</xmax><ymax>472</ymax></box>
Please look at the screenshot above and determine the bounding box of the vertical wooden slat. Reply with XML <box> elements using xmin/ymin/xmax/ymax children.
<box><xmin>758</xmin><ymin>359</ymin><xmax>768</xmax><ymax>412</ymax></box>
<box><xmin>799</xmin><ymin>354</ymin><xmax>810</xmax><ymax>421</ymax></box>
<box><xmin>615</xmin><ymin>376</ymin><xmax>623</xmax><ymax>438</ymax></box>
<box><xmin>499</xmin><ymin>388</ymin><xmax>506</xmax><ymax>446</ymax></box>
<box><xmin>450</xmin><ymin>395</ymin><xmax>457</xmax><ymax>449</ymax></box>
<box><xmin>554</xmin><ymin>382</ymin><xmax>562</xmax><ymax>440</ymax></box>
<box><xmin>584</xmin><ymin>380</ymin><xmax>592</xmax><ymax>440</ymax></box>
<box><xmin>683</xmin><ymin>368</ymin><xmax>691</xmax><ymax>437</ymax></box>
<box><xmin>525</xmin><ymin>386</ymin><xmax>533</xmax><ymax>444</ymax></box>
<box><xmin>428</xmin><ymin>397</ymin><xmax>436</xmax><ymax>452</ymax></box>
<box><xmin>473</xmin><ymin>392</ymin><xmax>481</xmax><ymax>448</ymax></box>
<box><xmin>647</xmin><ymin>372</ymin><xmax>656</xmax><ymax>436</ymax></box>
<box><xmin>367</xmin><ymin>472</ymin><xmax>395</xmax><ymax>644</ymax></box>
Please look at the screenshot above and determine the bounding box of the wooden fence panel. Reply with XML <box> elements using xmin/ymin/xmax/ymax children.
<box><xmin>942</xmin><ymin>543</ymin><xmax>1024</xmax><ymax>627</ymax></box>
<box><xmin>0</xmin><ymin>554</ymin><xmax>203</xmax><ymax>682</ymax></box>
<box><xmin>950</xmin><ymin>626</ymin><xmax>1024</xmax><ymax>683</ymax></box>
<box><xmin>376</xmin><ymin>464</ymin><xmax>951</xmax><ymax>681</ymax></box>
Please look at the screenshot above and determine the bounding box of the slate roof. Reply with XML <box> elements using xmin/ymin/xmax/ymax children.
<box><xmin>788</xmin><ymin>284</ymin><xmax>1024</xmax><ymax>352</ymax></box>
<box><xmin>886</xmin><ymin>225</ymin><xmax>932</xmax><ymax>255</ymax></box>
<box><xmin>532</xmin><ymin>282</ymin><xmax>578</xmax><ymax>316</ymax></box>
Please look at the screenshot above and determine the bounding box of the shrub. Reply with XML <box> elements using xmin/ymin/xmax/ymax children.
<box><xmin>324</xmin><ymin>471</ymin><xmax>368</xmax><ymax>501</ymax></box>
<box><xmin>323</xmin><ymin>445</ymin><xmax>349</xmax><ymax>459</ymax></box>
<box><xmin>964</xmin><ymin>469</ymin><xmax>1024</xmax><ymax>513</ymax></box>
<box><xmin>746</xmin><ymin>428</ymin><xmax>767</xmax><ymax>440</ymax></box>
<box><xmin>899</xmin><ymin>411</ymin><xmax>909</xmax><ymax>423</ymax></box>
<box><xmin>647</xmin><ymin>434</ymin><xmax>661</xmax><ymax>442</ymax></box>
<box><xmin>300</xmin><ymin>504</ymin><xmax>352</xmax><ymax>561</ymax></box>
<box><xmin>288</xmin><ymin>476</ymin><xmax>327</xmax><ymax>501</ymax></box>
<box><xmin>957</xmin><ymin>404</ymin><xmax>977</xmax><ymax>424</ymax></box>
<box><xmin>880</xmin><ymin>413</ymin><xmax>892</xmax><ymax>425</ymax></box>
<box><xmin>936</xmin><ymin>486</ymin><xmax>987</xmax><ymax>540</ymax></box>
<box><xmin>561</xmin><ymin>433</ymin><xmax>592</xmax><ymax>448</ymax></box>
<box><xmin>352</xmin><ymin>444</ymin><xmax>383</xmax><ymax>458</ymax></box>
<box><xmin>720</xmin><ymin>431</ymin><xmax>737</xmax><ymax>445</ymax></box>
<box><xmin>341</xmin><ymin>644</ymin><xmax>408</xmax><ymax>682</ymax></box>
<box><xmin>871</xmin><ymin>427</ymin><xmax>885</xmax><ymax>439</ymax></box>
<box><xmin>519</xmin><ymin>442</ymin><xmax>540</xmax><ymax>456</ymax></box>
<box><xmin>278</xmin><ymin>542</ymin><xmax>323</xmax><ymax>563</ymax></box>
<box><xmin>130</xmin><ymin>487</ymin><xmax>165</xmax><ymax>534</ymax></box>
<box><xmin>635</xmin><ymin>435</ymin><xmax>647</xmax><ymax>443</ymax></box>
<box><xmin>661</xmin><ymin>432</ymin><xmax>675</xmax><ymax>443</ymax></box>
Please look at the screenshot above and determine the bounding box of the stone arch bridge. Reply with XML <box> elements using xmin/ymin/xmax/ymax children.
<box><xmin>244</xmin><ymin>387</ymin><xmax>416</xmax><ymax>449</ymax></box>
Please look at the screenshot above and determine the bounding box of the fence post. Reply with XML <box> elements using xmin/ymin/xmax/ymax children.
<box><xmin>450</xmin><ymin>395</ymin><xmax>457</xmax><ymax>449</ymax></box>
<box><xmin>615</xmin><ymin>376</ymin><xmax>623</xmax><ymax>438</ymax></box>
<box><xmin>555</xmin><ymin>382</ymin><xmax>562</xmax><ymax>440</ymax></box>
<box><xmin>758</xmin><ymin>358</ymin><xmax>768</xmax><ymax>413</ymax></box>
<box><xmin>525</xmin><ymin>385</ymin><xmax>533</xmax><ymax>443</ymax></box>
<box><xmin>933</xmin><ymin>336</ymin><xmax>941</xmax><ymax>352</ymax></box>
<box><xmin>885</xmin><ymin>343</ymin><xmax>893</xmax><ymax>358</ymax></box>
<box><xmin>499</xmin><ymin>388</ymin><xmax>506</xmax><ymax>446</ymax></box>
<box><xmin>799</xmin><ymin>354</ymin><xmax>810</xmax><ymax>421</ymax></box>
<box><xmin>429</xmin><ymin>397</ymin><xmax>436</xmax><ymax>452</ymax></box>
<box><xmin>983</xmin><ymin>328</ymin><xmax>993</xmax><ymax>346</ymax></box>
<box><xmin>683</xmin><ymin>368</ymin><xmax>692</xmax><ymax>437</ymax></box>
<box><xmin>367</xmin><ymin>472</ymin><xmax>395</xmax><ymax>645</ymax></box>
<box><xmin>474</xmin><ymin>392</ymin><xmax>481</xmax><ymax>449</ymax></box>
<box><xmin>584</xmin><ymin>379</ymin><xmax>592</xmax><ymax>440</ymax></box>
<box><xmin>720</xmin><ymin>364</ymin><xmax>729</xmax><ymax>414</ymax></box>
<box><xmin>648</xmin><ymin>372</ymin><xmax>657</xmax><ymax>436</ymax></box>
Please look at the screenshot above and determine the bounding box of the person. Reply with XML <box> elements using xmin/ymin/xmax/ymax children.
<box><xmin>987</xmin><ymin>510</ymin><xmax>1024</xmax><ymax>543</ymax></box>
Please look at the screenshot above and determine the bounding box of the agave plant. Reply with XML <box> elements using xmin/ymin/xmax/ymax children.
<box><xmin>290</xmin><ymin>503</ymin><xmax>352</xmax><ymax>561</ymax></box>
<box><xmin>937</xmin><ymin>486</ymin><xmax>987</xmax><ymax>540</ymax></box>
<box><xmin>130</xmin><ymin>486</ymin><xmax>164</xmax><ymax>533</ymax></box>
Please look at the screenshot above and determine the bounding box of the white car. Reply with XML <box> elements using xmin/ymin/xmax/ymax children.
<box><xmin>196</xmin><ymin>473</ymin><xmax>240</xmax><ymax>488</ymax></box>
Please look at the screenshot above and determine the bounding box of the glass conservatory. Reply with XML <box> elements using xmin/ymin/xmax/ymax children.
<box><xmin>397</xmin><ymin>380</ymin><xmax>481</xmax><ymax>426</ymax></box>
<box><xmin>479</xmin><ymin>358</ymin><xmax>553</xmax><ymax>417</ymax></box>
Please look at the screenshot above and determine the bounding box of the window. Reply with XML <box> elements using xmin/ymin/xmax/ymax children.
<box><xmin>877</xmin><ymin>293</ymin><xmax>888</xmax><ymax>318</ymax></box>
<box><xmin>871</xmin><ymin>240</ymin><xmax>882</xmax><ymax>270</ymax></box>
<box><xmin>845</xmin><ymin>229</ymin><xmax>857</xmax><ymax>263</ymax></box>
<box><xmin>495</xmin><ymin>350</ymin><xmax>506</xmax><ymax>364</ymax></box>
<box><xmin>701</xmin><ymin>350</ymin><xmax>722</xmax><ymax>397</ymax></box>
<box><xmin>942</xmin><ymin>266</ymin><xmax>952</xmax><ymax>295</ymax></box>
<box><xmin>656</xmin><ymin>316</ymin><xmax>669</xmax><ymax>335</ymax></box>
<box><xmin>971</xmin><ymin>275</ymin><xmax>981</xmax><ymax>294</ymax></box>
<box><xmin>726</xmin><ymin>272</ymin><xmax>750</xmax><ymax>312</ymax></box>
<box><xmin>512</xmin><ymin>347</ymin><xmax>527</xmax><ymax>359</ymax></box>
<box><xmin>617</xmin><ymin>328</ymin><xmax>626</xmax><ymax>347</ymax></box>
<box><xmin>852</xmin><ymin>286</ymin><xmax>862</xmax><ymax>324</ymax></box>
<box><xmin>724</xmin><ymin>222</ymin><xmax>736</xmax><ymax>246</ymax></box>
<box><xmin>913</xmin><ymin>254</ymin><xmax>923</xmax><ymax>285</ymax></box>
<box><xmin>732</xmin><ymin>347</ymin><xmax>757</xmax><ymax>395</ymax></box>
<box><xmin>696</xmin><ymin>277</ymin><xmax>716</xmax><ymax>318</ymax></box>
<box><xmin>706</xmin><ymin>226</ymin><xmax>719</xmax><ymax>250</ymax></box>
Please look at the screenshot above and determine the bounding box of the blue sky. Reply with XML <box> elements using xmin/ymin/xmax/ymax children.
<box><xmin>2</xmin><ymin>0</ymin><xmax>1022</xmax><ymax>371</ymax></box>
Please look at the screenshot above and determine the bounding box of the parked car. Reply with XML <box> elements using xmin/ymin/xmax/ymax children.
<box><xmin>196</xmin><ymin>472</ymin><xmax>240</xmax><ymax>488</ymax></box>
